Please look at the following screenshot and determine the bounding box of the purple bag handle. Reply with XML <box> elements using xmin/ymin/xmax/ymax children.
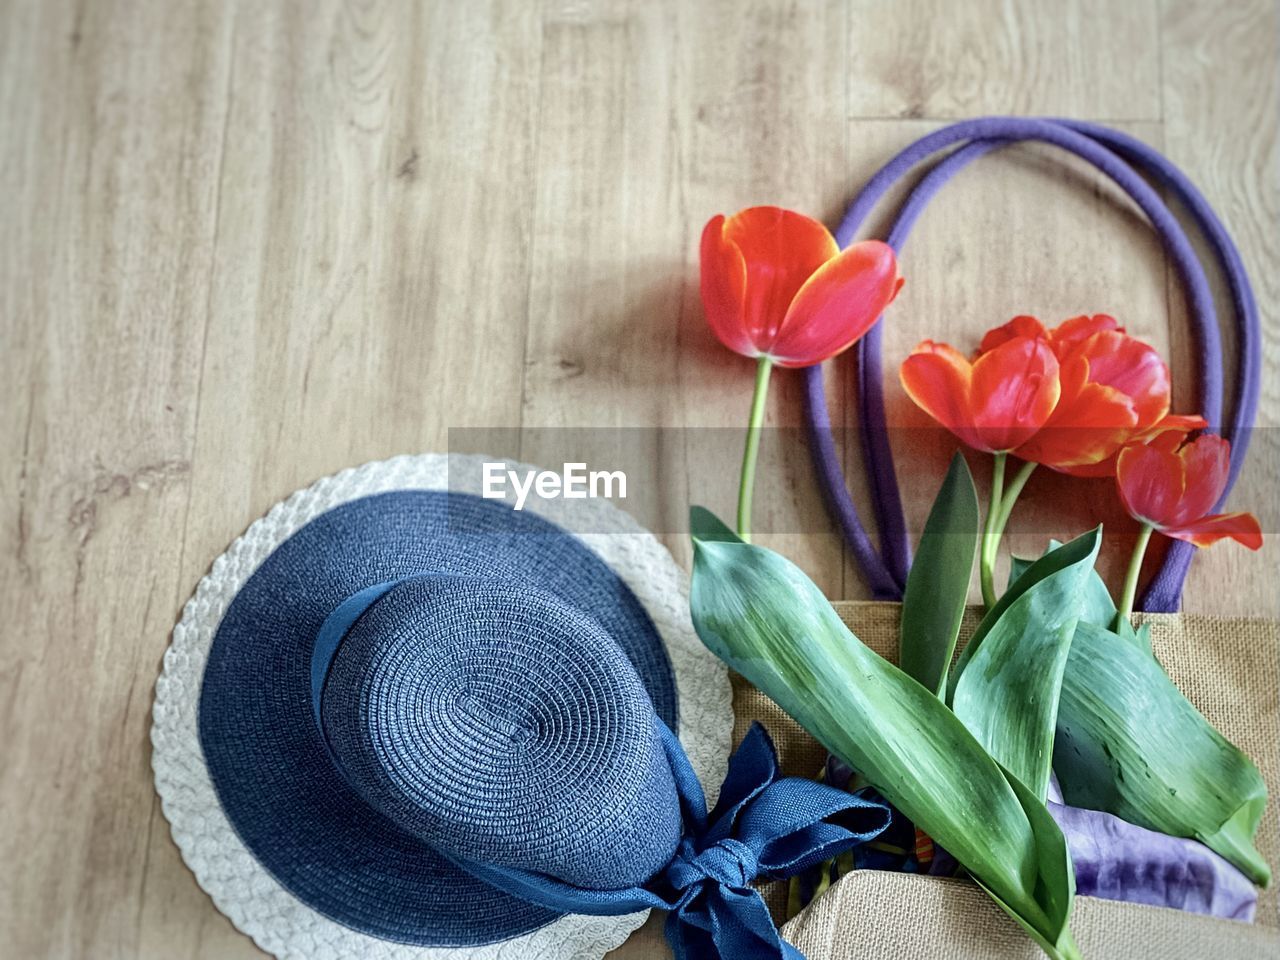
<box><xmin>804</xmin><ymin>117</ymin><xmax>1261</xmax><ymax>612</ymax></box>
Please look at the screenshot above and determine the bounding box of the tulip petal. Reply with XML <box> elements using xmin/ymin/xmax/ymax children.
<box><xmin>968</xmin><ymin>337</ymin><xmax>1061</xmax><ymax>452</ymax></box>
<box><xmin>772</xmin><ymin>240</ymin><xmax>901</xmax><ymax>367</ymax></box>
<box><xmin>1116</xmin><ymin>442</ymin><xmax>1185</xmax><ymax>528</ymax></box>
<box><xmin>1050</xmin><ymin>365</ymin><xmax>1138</xmax><ymax>430</ymax></box>
<box><xmin>699</xmin><ymin>215</ymin><xmax>756</xmax><ymax>356</ymax></box>
<box><xmin>1015</xmin><ymin>350</ymin><xmax>1134</xmax><ymax>468</ymax></box>
<box><xmin>1056</xmin><ymin>459</ymin><xmax>1124</xmax><ymax>480</ymax></box>
<box><xmin>1055</xmin><ymin>414</ymin><xmax>1208</xmax><ymax>479</ymax></box>
<box><xmin>1163</xmin><ymin>512</ymin><xmax>1263</xmax><ymax>550</ymax></box>
<box><xmin>1050</xmin><ymin>314</ymin><xmax>1122</xmax><ymax>352</ymax></box>
<box><xmin>1115</xmin><ymin>433</ymin><xmax>1252</xmax><ymax>543</ymax></box>
<box><xmin>1018</xmin><ymin>380</ymin><xmax>1137</xmax><ymax>469</ymax></box>
<box><xmin>1067</xmin><ymin>331</ymin><xmax>1170</xmax><ymax>427</ymax></box>
<box><xmin>1167</xmin><ymin>434</ymin><xmax>1231</xmax><ymax>528</ymax></box>
<box><xmin>722</xmin><ymin>206</ymin><xmax>839</xmax><ymax>353</ymax></box>
<box><xmin>900</xmin><ymin>342</ymin><xmax>987</xmax><ymax>449</ymax></box>
<box><xmin>1014</xmin><ymin>329</ymin><xmax>1172</xmax><ymax>472</ymax></box>
<box><xmin>1146</xmin><ymin>414</ymin><xmax>1209</xmax><ymax>446</ymax></box>
<box><xmin>978</xmin><ymin>315</ymin><xmax>1049</xmax><ymax>355</ymax></box>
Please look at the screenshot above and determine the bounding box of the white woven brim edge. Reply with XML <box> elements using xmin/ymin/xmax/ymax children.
<box><xmin>151</xmin><ymin>453</ymin><xmax>733</xmax><ymax>960</ymax></box>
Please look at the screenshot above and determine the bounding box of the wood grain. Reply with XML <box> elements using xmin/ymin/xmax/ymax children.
<box><xmin>845</xmin><ymin>0</ymin><xmax>1163</xmax><ymax>120</ymax></box>
<box><xmin>0</xmin><ymin>1</ymin><xmax>1274</xmax><ymax>958</ymax></box>
<box><xmin>1159</xmin><ymin>0</ymin><xmax>1279</xmax><ymax>618</ymax></box>
<box><xmin>1</xmin><ymin>1</ymin><xmax>233</xmax><ymax>957</ymax></box>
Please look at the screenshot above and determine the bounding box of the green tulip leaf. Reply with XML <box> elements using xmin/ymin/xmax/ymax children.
<box><xmin>954</xmin><ymin>529</ymin><xmax>1100</xmax><ymax>800</ymax></box>
<box><xmin>689</xmin><ymin>505</ymin><xmax>743</xmax><ymax>544</ymax></box>
<box><xmin>1055</xmin><ymin>619</ymin><xmax>1271</xmax><ymax>887</ymax></box>
<box><xmin>900</xmin><ymin>453</ymin><xmax>979</xmax><ymax>697</ymax></box>
<box><xmin>1013</xmin><ymin>539</ymin><xmax>1264</xmax><ymax>880</ymax></box>
<box><xmin>948</xmin><ymin>529</ymin><xmax>1102</xmax><ymax>704</ymax></box>
<box><xmin>689</xmin><ymin>509</ymin><xmax>1080</xmax><ymax>958</ymax></box>
<box><xmin>978</xmin><ymin>767</ymin><xmax>1079</xmax><ymax>960</ymax></box>
<box><xmin>1013</xmin><ymin>543</ymin><xmax>1149</xmax><ymax>655</ymax></box>
<box><xmin>1113</xmin><ymin>616</ymin><xmax>1153</xmax><ymax>655</ymax></box>
<box><xmin>1008</xmin><ymin>553</ymin><xmax>1034</xmax><ymax>589</ymax></box>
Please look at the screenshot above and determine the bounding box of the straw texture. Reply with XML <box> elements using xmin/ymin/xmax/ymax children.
<box><xmin>320</xmin><ymin>575</ymin><xmax>683</xmax><ymax>890</ymax></box>
<box><xmin>782</xmin><ymin>871</ymin><xmax>1280</xmax><ymax>959</ymax></box>
<box><xmin>197</xmin><ymin>487</ymin><xmax>683</xmax><ymax>946</ymax></box>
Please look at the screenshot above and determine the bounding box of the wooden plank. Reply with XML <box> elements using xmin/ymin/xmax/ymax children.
<box><xmin>0</xmin><ymin>1</ymin><xmax>234</xmax><ymax>956</ymax></box>
<box><xmin>133</xmin><ymin>2</ymin><xmax>545</xmax><ymax>956</ymax></box>
<box><xmin>174</xmin><ymin>0</ymin><xmax>542</xmax><ymax>571</ymax></box>
<box><xmin>517</xmin><ymin>1</ymin><xmax>852</xmax><ymax>954</ymax></box>
<box><xmin>1160</xmin><ymin>0</ymin><xmax>1279</xmax><ymax>617</ymax></box>
<box><xmin>523</xmin><ymin>0</ymin><xmax>850</xmax><ymax>600</ymax></box>
<box><xmin>846</xmin><ymin>0</ymin><xmax>1162</xmax><ymax>120</ymax></box>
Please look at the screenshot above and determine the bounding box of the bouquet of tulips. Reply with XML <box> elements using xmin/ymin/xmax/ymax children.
<box><xmin>688</xmin><ymin>207</ymin><xmax>1268</xmax><ymax>960</ymax></box>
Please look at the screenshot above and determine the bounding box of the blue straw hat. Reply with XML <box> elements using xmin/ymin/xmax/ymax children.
<box><xmin>153</xmin><ymin>455</ymin><xmax>889</xmax><ymax>960</ymax></box>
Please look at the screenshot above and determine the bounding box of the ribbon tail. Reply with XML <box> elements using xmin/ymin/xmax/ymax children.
<box><xmin>666</xmin><ymin>886</ymin><xmax>801</xmax><ymax>960</ymax></box>
<box><xmin>663</xmin><ymin>892</ymin><xmax>716</xmax><ymax>960</ymax></box>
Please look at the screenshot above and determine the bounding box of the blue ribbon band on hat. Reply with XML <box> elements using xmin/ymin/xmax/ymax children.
<box><xmin>311</xmin><ymin>577</ymin><xmax>893</xmax><ymax>960</ymax></box>
<box><xmin>311</xmin><ymin>579</ymin><xmax>401</xmax><ymax>728</ymax></box>
<box><xmin>309</xmin><ymin>573</ymin><xmax>450</xmax><ymax>731</ymax></box>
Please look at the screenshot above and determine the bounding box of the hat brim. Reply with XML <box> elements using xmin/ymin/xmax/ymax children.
<box><xmin>152</xmin><ymin>454</ymin><xmax>732</xmax><ymax>960</ymax></box>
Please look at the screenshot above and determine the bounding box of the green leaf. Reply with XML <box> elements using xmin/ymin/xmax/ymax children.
<box><xmin>977</xmin><ymin>768</ymin><xmax>1081</xmax><ymax>960</ymax></box>
<box><xmin>689</xmin><ymin>505</ymin><xmax>743</xmax><ymax>544</ymax></box>
<box><xmin>900</xmin><ymin>453</ymin><xmax>979</xmax><ymax>697</ymax></box>
<box><xmin>1008</xmin><ymin>553</ymin><xmax>1035</xmax><ymax>589</ymax></box>
<box><xmin>689</xmin><ymin>510</ymin><xmax>1078</xmax><ymax>955</ymax></box>
<box><xmin>1013</xmin><ymin>540</ymin><xmax>1260</xmax><ymax>878</ymax></box>
<box><xmin>1016</xmin><ymin>540</ymin><xmax>1149</xmax><ymax>656</ymax></box>
<box><xmin>1055</xmin><ymin>619</ymin><xmax>1271</xmax><ymax>886</ymax></box>
<box><xmin>949</xmin><ymin>529</ymin><xmax>1101</xmax><ymax>703</ymax></box>
<box><xmin>954</xmin><ymin>529</ymin><xmax>1100</xmax><ymax>800</ymax></box>
<box><xmin>1113</xmin><ymin>616</ymin><xmax>1153</xmax><ymax>655</ymax></box>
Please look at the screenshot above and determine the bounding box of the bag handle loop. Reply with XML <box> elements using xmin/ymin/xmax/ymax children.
<box><xmin>804</xmin><ymin>117</ymin><xmax>1261</xmax><ymax>612</ymax></box>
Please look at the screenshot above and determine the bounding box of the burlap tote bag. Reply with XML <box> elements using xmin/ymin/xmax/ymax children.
<box><xmin>728</xmin><ymin>118</ymin><xmax>1278</xmax><ymax>957</ymax></box>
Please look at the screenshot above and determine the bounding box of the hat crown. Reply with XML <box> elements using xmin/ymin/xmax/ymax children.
<box><xmin>320</xmin><ymin>574</ymin><xmax>683</xmax><ymax>890</ymax></box>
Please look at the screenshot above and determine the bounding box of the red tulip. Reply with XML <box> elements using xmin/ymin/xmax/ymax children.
<box><xmin>980</xmin><ymin>314</ymin><xmax>1202</xmax><ymax>475</ymax></box>
<box><xmin>977</xmin><ymin>313</ymin><xmax>1117</xmax><ymax>355</ymax></box>
<box><xmin>1116</xmin><ymin>433</ymin><xmax>1261</xmax><ymax>549</ymax></box>
<box><xmin>700</xmin><ymin>206</ymin><xmax>902</xmax><ymax>368</ymax></box>
<box><xmin>899</xmin><ymin>336</ymin><xmax>1061</xmax><ymax>453</ymax></box>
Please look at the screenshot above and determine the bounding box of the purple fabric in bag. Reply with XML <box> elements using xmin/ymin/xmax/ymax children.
<box><xmin>1049</xmin><ymin>802</ymin><xmax>1257</xmax><ymax>921</ymax></box>
<box><xmin>821</xmin><ymin>756</ymin><xmax>1258</xmax><ymax>919</ymax></box>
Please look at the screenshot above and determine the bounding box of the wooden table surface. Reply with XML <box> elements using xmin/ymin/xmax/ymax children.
<box><xmin>2</xmin><ymin>1</ymin><xmax>1276</xmax><ymax>957</ymax></box>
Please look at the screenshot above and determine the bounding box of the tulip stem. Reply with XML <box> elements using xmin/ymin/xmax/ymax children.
<box><xmin>737</xmin><ymin>356</ymin><xmax>773</xmax><ymax>543</ymax></box>
<box><xmin>992</xmin><ymin>460</ymin><xmax>1037</xmax><ymax>542</ymax></box>
<box><xmin>980</xmin><ymin>452</ymin><xmax>1007</xmax><ymax>610</ymax></box>
<box><xmin>1117</xmin><ymin>523</ymin><xmax>1154</xmax><ymax>625</ymax></box>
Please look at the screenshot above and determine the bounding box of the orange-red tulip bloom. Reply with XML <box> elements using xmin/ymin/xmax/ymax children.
<box><xmin>980</xmin><ymin>314</ymin><xmax>1205</xmax><ymax>475</ymax></box>
<box><xmin>899</xmin><ymin>335</ymin><xmax>1061</xmax><ymax>453</ymax></box>
<box><xmin>700</xmin><ymin>206</ymin><xmax>902</xmax><ymax>368</ymax></box>
<box><xmin>1116</xmin><ymin>433</ymin><xmax>1262</xmax><ymax>549</ymax></box>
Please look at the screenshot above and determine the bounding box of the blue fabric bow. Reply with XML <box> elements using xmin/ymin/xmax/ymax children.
<box><xmin>459</xmin><ymin>722</ymin><xmax>892</xmax><ymax>960</ymax></box>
